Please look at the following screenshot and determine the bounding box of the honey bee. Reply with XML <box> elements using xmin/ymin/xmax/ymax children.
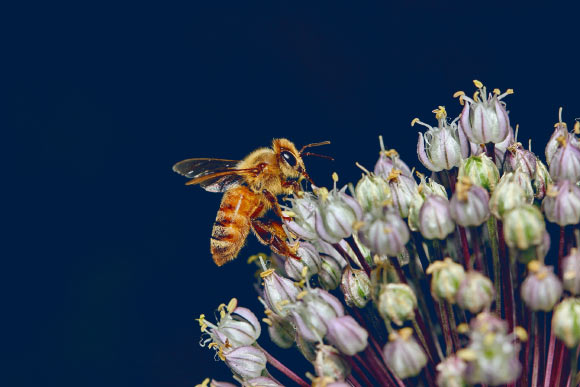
<box><xmin>173</xmin><ymin>138</ymin><xmax>331</xmax><ymax>266</ymax></box>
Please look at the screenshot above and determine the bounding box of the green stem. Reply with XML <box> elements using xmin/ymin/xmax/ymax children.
<box><xmin>486</xmin><ymin>217</ymin><xmax>502</xmax><ymax>315</ymax></box>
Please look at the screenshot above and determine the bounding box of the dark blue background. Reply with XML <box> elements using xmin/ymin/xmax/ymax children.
<box><xmin>5</xmin><ymin>1</ymin><xmax>579</xmax><ymax>386</ymax></box>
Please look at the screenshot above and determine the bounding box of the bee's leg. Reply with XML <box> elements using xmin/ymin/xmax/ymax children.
<box><xmin>251</xmin><ymin>219</ymin><xmax>301</xmax><ymax>260</ymax></box>
<box><xmin>261</xmin><ymin>189</ymin><xmax>292</xmax><ymax>221</ymax></box>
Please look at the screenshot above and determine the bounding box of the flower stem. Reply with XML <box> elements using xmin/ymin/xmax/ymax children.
<box><xmin>457</xmin><ymin>226</ymin><xmax>471</xmax><ymax>269</ymax></box>
<box><xmin>345</xmin><ymin>356</ymin><xmax>374</xmax><ymax>387</ymax></box>
<box><xmin>347</xmin><ymin>238</ymin><xmax>373</xmax><ymax>275</ymax></box>
<box><xmin>543</xmin><ymin>326</ymin><xmax>557</xmax><ymax>387</ymax></box>
<box><xmin>255</xmin><ymin>344</ymin><xmax>310</xmax><ymax>387</ymax></box>
<box><xmin>531</xmin><ymin>312</ymin><xmax>540</xmax><ymax>387</ymax></box>
<box><xmin>486</xmin><ymin>217</ymin><xmax>502</xmax><ymax>315</ymax></box>
<box><xmin>436</xmin><ymin>300</ymin><xmax>453</xmax><ymax>356</ymax></box>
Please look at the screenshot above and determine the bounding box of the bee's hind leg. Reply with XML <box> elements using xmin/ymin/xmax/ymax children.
<box><xmin>251</xmin><ymin>219</ymin><xmax>301</xmax><ymax>261</ymax></box>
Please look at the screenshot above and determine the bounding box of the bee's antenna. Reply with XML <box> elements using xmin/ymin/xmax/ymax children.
<box><xmin>301</xmin><ymin>152</ymin><xmax>334</xmax><ymax>161</ymax></box>
<box><xmin>299</xmin><ymin>141</ymin><xmax>331</xmax><ymax>154</ymax></box>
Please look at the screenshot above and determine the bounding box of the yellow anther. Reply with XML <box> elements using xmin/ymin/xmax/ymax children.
<box><xmin>195</xmin><ymin>377</ymin><xmax>211</xmax><ymax>387</ymax></box>
<box><xmin>217</xmin><ymin>303</ymin><xmax>227</xmax><ymax>312</ymax></box>
<box><xmin>556</xmin><ymin>135</ymin><xmax>567</xmax><ymax>147</ymax></box>
<box><xmin>456</xmin><ymin>176</ymin><xmax>472</xmax><ymax>202</ymax></box>
<box><xmin>473</xmin><ymin>90</ymin><xmax>480</xmax><ymax>102</ymax></box>
<box><xmin>282</xmin><ymin>210</ymin><xmax>296</xmax><ymax>218</ymax></box>
<box><xmin>227</xmin><ymin>298</ymin><xmax>238</xmax><ymax>313</ymax></box>
<box><xmin>546</xmin><ymin>184</ymin><xmax>558</xmax><ymax>198</ymax></box>
<box><xmin>564</xmin><ymin>270</ymin><xmax>576</xmax><ymax>280</ymax></box>
<box><xmin>219</xmin><ymin>309</ymin><xmax>226</xmax><ymax>319</ymax></box>
<box><xmin>527</xmin><ymin>260</ymin><xmax>541</xmax><ymax>273</ymax></box>
<box><xmin>388</xmin><ymin>332</ymin><xmax>399</xmax><ymax>342</ymax></box>
<box><xmin>316</xmin><ymin>187</ymin><xmax>329</xmax><ymax>201</ymax></box>
<box><xmin>432</xmin><ymin>106</ymin><xmax>447</xmax><ymax>120</ymax></box>
<box><xmin>260</xmin><ymin>268</ymin><xmax>276</xmax><ymax>278</ymax></box>
<box><xmin>574</xmin><ymin>121</ymin><xmax>580</xmax><ymax>134</ymax></box>
<box><xmin>294</xmin><ymin>279</ymin><xmax>306</xmax><ymax>288</ymax></box>
<box><xmin>353</xmin><ymin>220</ymin><xmax>365</xmax><ymax>231</ymax></box>
<box><xmin>493</xmin><ymin>88</ymin><xmax>501</xmax><ymax>95</ymax></box>
<box><xmin>217</xmin><ymin>346</ymin><xmax>225</xmax><ymax>361</ymax></box>
<box><xmin>196</xmin><ymin>314</ymin><xmax>206</xmax><ymax>326</ymax></box>
<box><xmin>411</xmin><ymin>118</ymin><xmax>420</xmax><ymax>126</ymax></box>
<box><xmin>505</xmin><ymin>88</ymin><xmax>514</xmax><ymax>95</ymax></box>
<box><xmin>296</xmin><ymin>290</ymin><xmax>308</xmax><ymax>300</ymax></box>
<box><xmin>457</xmin><ymin>323</ymin><xmax>470</xmax><ymax>333</ymax></box>
<box><xmin>415</xmin><ymin>171</ymin><xmax>425</xmax><ymax>179</ymax></box>
<box><xmin>453</xmin><ymin>90</ymin><xmax>465</xmax><ymax>98</ymax></box>
<box><xmin>515</xmin><ymin>326</ymin><xmax>528</xmax><ymax>342</ymax></box>
<box><xmin>276</xmin><ymin>300</ymin><xmax>290</xmax><ymax>311</ymax></box>
<box><xmin>473</xmin><ymin>79</ymin><xmax>483</xmax><ymax>89</ymax></box>
<box><xmin>536</xmin><ymin>271</ymin><xmax>548</xmax><ymax>280</ymax></box>
<box><xmin>262</xmin><ymin>318</ymin><xmax>273</xmax><ymax>326</ymax></box>
<box><xmin>332</xmin><ymin>172</ymin><xmax>339</xmax><ymax>182</ymax></box>
<box><xmin>247</xmin><ymin>253</ymin><xmax>264</xmax><ymax>264</ymax></box>
<box><xmin>301</xmin><ymin>266</ymin><xmax>309</xmax><ymax>279</ymax></box>
<box><xmin>384</xmin><ymin>149</ymin><xmax>399</xmax><ymax>158</ymax></box>
<box><xmin>208</xmin><ymin>342</ymin><xmax>218</xmax><ymax>349</ymax></box>
<box><xmin>264</xmin><ymin>308</ymin><xmax>273</xmax><ymax>316</ymax></box>
<box><xmin>383</xmin><ymin>226</ymin><xmax>393</xmax><ymax>234</ymax></box>
<box><xmin>457</xmin><ymin>348</ymin><xmax>478</xmax><ymax>361</ymax></box>
<box><xmin>399</xmin><ymin>327</ymin><xmax>414</xmax><ymax>341</ymax></box>
<box><xmin>387</xmin><ymin>168</ymin><xmax>402</xmax><ymax>182</ymax></box>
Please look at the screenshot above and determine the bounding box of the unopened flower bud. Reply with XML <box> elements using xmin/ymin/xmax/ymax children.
<box><xmin>419</xmin><ymin>195</ymin><xmax>455</xmax><ymax>240</ymax></box>
<box><xmin>267</xmin><ymin>314</ymin><xmax>295</xmax><ymax>349</ymax></box>
<box><xmin>383</xmin><ymin>327</ymin><xmax>428</xmax><ymax>379</ymax></box>
<box><xmin>285</xmin><ymin>192</ymin><xmax>318</xmax><ymax>240</ymax></box>
<box><xmin>562</xmin><ymin>248</ymin><xmax>580</xmax><ymax>295</ymax></box>
<box><xmin>469</xmin><ymin>312</ymin><xmax>508</xmax><ymax>337</ymax></box>
<box><xmin>377</xmin><ymin>283</ymin><xmax>417</xmax><ymax>325</ymax></box>
<box><xmin>206</xmin><ymin>380</ymin><xmax>237</xmax><ymax>387</ymax></box>
<box><xmin>315</xmin><ymin>187</ymin><xmax>363</xmax><ymax>244</ymax></box>
<box><xmin>458</xmin><ymin>154</ymin><xmax>500</xmax><ymax>193</ymax></box>
<box><xmin>521</xmin><ymin>261</ymin><xmax>562</xmax><ymax>312</ymax></box>
<box><xmin>296</xmin><ymin>333</ymin><xmax>317</xmax><ymax>361</ymax></box>
<box><xmin>533</xmin><ymin>158</ymin><xmax>552</xmax><ymax>199</ymax></box>
<box><xmin>545</xmin><ymin>119</ymin><xmax>571</xmax><ymax>164</ymax></box>
<box><xmin>503</xmin><ymin>204</ymin><xmax>546</xmax><ymax>250</ymax></box>
<box><xmin>426</xmin><ymin>258</ymin><xmax>466</xmax><ymax>302</ymax></box>
<box><xmin>494</xmin><ymin>126</ymin><xmax>515</xmax><ymax>167</ymax></box>
<box><xmin>415</xmin><ymin>107</ymin><xmax>463</xmax><ymax>172</ymax></box>
<box><xmin>292</xmin><ymin>290</ymin><xmax>343</xmax><ymax>342</ymax></box>
<box><xmin>458</xmin><ymin>81</ymin><xmax>511</xmax><ymax>144</ymax></box>
<box><xmin>503</xmin><ymin>142</ymin><xmax>537</xmax><ymax>178</ymax></box>
<box><xmin>552</xmin><ymin>297</ymin><xmax>580</xmax><ymax>348</ymax></box>
<box><xmin>358</xmin><ymin>210</ymin><xmax>410</xmax><ymax>256</ymax></box>
<box><xmin>387</xmin><ymin>170</ymin><xmax>419</xmax><ymax>218</ymax></box>
<box><xmin>340</xmin><ymin>266</ymin><xmax>371</xmax><ymax>308</ymax></box>
<box><xmin>224</xmin><ymin>346</ymin><xmax>267</xmax><ymax>379</ymax></box>
<box><xmin>408</xmin><ymin>176</ymin><xmax>447</xmax><ymax>232</ymax></box>
<box><xmin>374</xmin><ymin>138</ymin><xmax>412</xmax><ymax>177</ymax></box>
<box><xmin>436</xmin><ymin>356</ymin><xmax>467</xmax><ymax>387</ymax></box>
<box><xmin>449</xmin><ymin>177</ymin><xmax>490</xmax><ymax>227</ymax></box>
<box><xmin>489</xmin><ymin>172</ymin><xmax>531</xmax><ymax>219</ymax></box>
<box><xmin>542</xmin><ymin>180</ymin><xmax>580</xmax><ymax>226</ymax></box>
<box><xmin>262</xmin><ymin>270</ymin><xmax>300</xmax><ymax>317</ymax></box>
<box><xmin>319</xmin><ymin>253</ymin><xmax>345</xmax><ymax>290</ymax></box>
<box><xmin>355</xmin><ymin>173</ymin><xmax>391</xmax><ymax>212</ymax></box>
<box><xmin>284</xmin><ymin>242</ymin><xmax>321</xmax><ymax>280</ymax></box>
<box><xmin>244</xmin><ymin>377</ymin><xmax>283</xmax><ymax>387</ymax></box>
<box><xmin>516</xmin><ymin>230</ymin><xmax>551</xmax><ymax>264</ymax></box>
<box><xmin>314</xmin><ymin>344</ymin><xmax>351</xmax><ymax>381</ymax></box>
<box><xmin>548</xmin><ymin>133</ymin><xmax>580</xmax><ymax>183</ymax></box>
<box><xmin>456</xmin><ymin>271</ymin><xmax>494</xmax><ymax>313</ymax></box>
<box><xmin>326</xmin><ymin>315</ymin><xmax>369</xmax><ymax>356</ymax></box>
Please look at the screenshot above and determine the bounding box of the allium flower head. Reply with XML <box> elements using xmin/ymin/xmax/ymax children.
<box><xmin>521</xmin><ymin>260</ymin><xmax>562</xmax><ymax>312</ymax></box>
<box><xmin>449</xmin><ymin>176</ymin><xmax>490</xmax><ymax>227</ymax></box>
<box><xmin>415</xmin><ymin>106</ymin><xmax>466</xmax><ymax>172</ymax></box>
<box><xmin>314</xmin><ymin>176</ymin><xmax>363</xmax><ymax>244</ymax></box>
<box><xmin>383</xmin><ymin>327</ymin><xmax>428</xmax><ymax>379</ymax></box>
<box><xmin>541</xmin><ymin>179</ymin><xmax>580</xmax><ymax>226</ymax></box>
<box><xmin>456</xmin><ymin>80</ymin><xmax>512</xmax><ymax>145</ymax></box>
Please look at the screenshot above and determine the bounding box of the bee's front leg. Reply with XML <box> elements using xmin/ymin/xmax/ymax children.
<box><xmin>251</xmin><ymin>219</ymin><xmax>301</xmax><ymax>261</ymax></box>
<box><xmin>262</xmin><ymin>189</ymin><xmax>292</xmax><ymax>221</ymax></box>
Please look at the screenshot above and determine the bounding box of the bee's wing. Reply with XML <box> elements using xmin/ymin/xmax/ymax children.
<box><xmin>172</xmin><ymin>158</ymin><xmax>255</xmax><ymax>192</ymax></box>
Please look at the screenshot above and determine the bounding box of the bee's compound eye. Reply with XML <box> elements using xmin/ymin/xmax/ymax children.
<box><xmin>281</xmin><ymin>150</ymin><xmax>297</xmax><ymax>167</ymax></box>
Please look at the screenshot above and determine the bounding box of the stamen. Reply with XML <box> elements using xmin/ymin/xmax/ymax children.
<box><xmin>260</xmin><ymin>268</ymin><xmax>276</xmax><ymax>278</ymax></box>
<box><xmin>227</xmin><ymin>298</ymin><xmax>237</xmax><ymax>313</ymax></box>
<box><xmin>296</xmin><ymin>290</ymin><xmax>308</xmax><ymax>300</ymax></box>
<box><xmin>378</xmin><ymin>135</ymin><xmax>386</xmax><ymax>152</ymax></box>
<box><xmin>262</xmin><ymin>318</ymin><xmax>273</xmax><ymax>326</ymax></box>
<box><xmin>387</xmin><ymin>168</ymin><xmax>402</xmax><ymax>182</ymax></box>
<box><xmin>515</xmin><ymin>326</ymin><xmax>528</xmax><ymax>342</ymax></box>
<box><xmin>473</xmin><ymin>79</ymin><xmax>484</xmax><ymax>89</ymax></box>
<box><xmin>355</xmin><ymin>162</ymin><xmax>371</xmax><ymax>175</ymax></box>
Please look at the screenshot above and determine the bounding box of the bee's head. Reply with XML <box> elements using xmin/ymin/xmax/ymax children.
<box><xmin>273</xmin><ymin>138</ymin><xmax>332</xmax><ymax>187</ymax></box>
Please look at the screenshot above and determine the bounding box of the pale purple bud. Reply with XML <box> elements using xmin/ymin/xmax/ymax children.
<box><xmin>224</xmin><ymin>346</ymin><xmax>267</xmax><ymax>380</ymax></box>
<box><xmin>494</xmin><ymin>126</ymin><xmax>515</xmax><ymax>167</ymax></box>
<box><xmin>552</xmin><ymin>297</ymin><xmax>580</xmax><ymax>348</ymax></box>
<box><xmin>545</xmin><ymin>120</ymin><xmax>577</xmax><ymax>165</ymax></box>
<box><xmin>358</xmin><ymin>210</ymin><xmax>410</xmax><ymax>257</ymax></box>
<box><xmin>449</xmin><ymin>177</ymin><xmax>490</xmax><ymax>227</ymax></box>
<box><xmin>315</xmin><ymin>187</ymin><xmax>363</xmax><ymax>244</ymax></box>
<box><xmin>340</xmin><ymin>265</ymin><xmax>372</xmax><ymax>308</ymax></box>
<box><xmin>285</xmin><ymin>192</ymin><xmax>318</xmax><ymax>240</ymax></box>
<box><xmin>503</xmin><ymin>204</ymin><xmax>546</xmax><ymax>250</ymax></box>
<box><xmin>267</xmin><ymin>314</ymin><xmax>295</xmax><ymax>349</ymax></box>
<box><xmin>503</xmin><ymin>142</ymin><xmax>537</xmax><ymax>179</ymax></box>
<box><xmin>419</xmin><ymin>195</ymin><xmax>455</xmax><ymax>240</ymax></box>
<box><xmin>326</xmin><ymin>315</ymin><xmax>369</xmax><ymax>356</ymax></box>
<box><xmin>436</xmin><ymin>356</ymin><xmax>467</xmax><ymax>387</ymax></box>
<box><xmin>415</xmin><ymin>108</ymin><xmax>463</xmax><ymax>172</ymax></box>
<box><xmin>562</xmin><ymin>248</ymin><xmax>580</xmax><ymax>295</ymax></box>
<box><xmin>548</xmin><ymin>133</ymin><xmax>580</xmax><ymax>183</ymax></box>
<box><xmin>374</xmin><ymin>139</ymin><xmax>413</xmax><ymax>177</ymax></box>
<box><xmin>387</xmin><ymin>170</ymin><xmax>419</xmax><ymax>218</ymax></box>
<box><xmin>383</xmin><ymin>328</ymin><xmax>427</xmax><ymax>379</ymax></box>
<box><xmin>408</xmin><ymin>177</ymin><xmax>447</xmax><ymax>232</ymax></box>
<box><xmin>284</xmin><ymin>242</ymin><xmax>321</xmax><ymax>280</ymax></box>
<box><xmin>292</xmin><ymin>289</ymin><xmax>344</xmax><ymax>342</ymax></box>
<box><xmin>456</xmin><ymin>271</ymin><xmax>494</xmax><ymax>314</ymax></box>
<box><xmin>318</xmin><ymin>252</ymin><xmax>345</xmax><ymax>291</ymax></box>
<box><xmin>469</xmin><ymin>312</ymin><xmax>508</xmax><ymax>337</ymax></box>
<box><xmin>533</xmin><ymin>158</ymin><xmax>552</xmax><ymax>199</ymax></box>
<box><xmin>458</xmin><ymin>83</ymin><xmax>511</xmax><ymax>144</ymax></box>
<box><xmin>314</xmin><ymin>344</ymin><xmax>351</xmax><ymax>381</ymax></box>
<box><xmin>377</xmin><ymin>283</ymin><xmax>417</xmax><ymax>326</ymax></box>
<box><xmin>521</xmin><ymin>261</ymin><xmax>562</xmax><ymax>312</ymax></box>
<box><xmin>244</xmin><ymin>377</ymin><xmax>283</xmax><ymax>387</ymax></box>
<box><xmin>542</xmin><ymin>180</ymin><xmax>580</xmax><ymax>226</ymax></box>
<box><xmin>458</xmin><ymin>154</ymin><xmax>500</xmax><ymax>193</ymax></box>
<box><xmin>262</xmin><ymin>270</ymin><xmax>300</xmax><ymax>317</ymax></box>
<box><xmin>354</xmin><ymin>173</ymin><xmax>391</xmax><ymax>212</ymax></box>
<box><xmin>426</xmin><ymin>257</ymin><xmax>466</xmax><ymax>302</ymax></box>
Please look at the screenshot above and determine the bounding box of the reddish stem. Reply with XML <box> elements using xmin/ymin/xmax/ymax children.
<box><xmin>458</xmin><ymin>226</ymin><xmax>471</xmax><ymax>269</ymax></box>
<box><xmin>347</xmin><ymin>238</ymin><xmax>373</xmax><ymax>275</ymax></box>
<box><xmin>544</xmin><ymin>329</ymin><xmax>558</xmax><ymax>387</ymax></box>
<box><xmin>345</xmin><ymin>356</ymin><xmax>374</xmax><ymax>387</ymax></box>
<box><xmin>369</xmin><ymin>336</ymin><xmax>405</xmax><ymax>387</ymax></box>
<box><xmin>258</xmin><ymin>345</ymin><xmax>310</xmax><ymax>387</ymax></box>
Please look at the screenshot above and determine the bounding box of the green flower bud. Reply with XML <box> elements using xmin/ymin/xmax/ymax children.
<box><xmin>489</xmin><ymin>172</ymin><xmax>530</xmax><ymax>219</ymax></box>
<box><xmin>267</xmin><ymin>314</ymin><xmax>295</xmax><ymax>349</ymax></box>
<box><xmin>377</xmin><ymin>283</ymin><xmax>417</xmax><ymax>326</ymax></box>
<box><xmin>340</xmin><ymin>266</ymin><xmax>372</xmax><ymax>308</ymax></box>
<box><xmin>426</xmin><ymin>257</ymin><xmax>466</xmax><ymax>302</ymax></box>
<box><xmin>456</xmin><ymin>271</ymin><xmax>494</xmax><ymax>314</ymax></box>
<box><xmin>458</xmin><ymin>154</ymin><xmax>500</xmax><ymax>193</ymax></box>
<box><xmin>552</xmin><ymin>297</ymin><xmax>580</xmax><ymax>348</ymax></box>
<box><xmin>319</xmin><ymin>253</ymin><xmax>345</xmax><ymax>290</ymax></box>
<box><xmin>503</xmin><ymin>204</ymin><xmax>546</xmax><ymax>250</ymax></box>
<box><xmin>533</xmin><ymin>158</ymin><xmax>552</xmax><ymax>199</ymax></box>
<box><xmin>314</xmin><ymin>344</ymin><xmax>351</xmax><ymax>381</ymax></box>
<box><xmin>355</xmin><ymin>173</ymin><xmax>391</xmax><ymax>212</ymax></box>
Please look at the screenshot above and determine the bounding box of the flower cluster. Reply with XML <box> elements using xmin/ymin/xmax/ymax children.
<box><xmin>196</xmin><ymin>81</ymin><xmax>580</xmax><ymax>386</ymax></box>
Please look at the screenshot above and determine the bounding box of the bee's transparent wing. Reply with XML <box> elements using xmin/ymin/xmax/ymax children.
<box><xmin>172</xmin><ymin>158</ymin><xmax>254</xmax><ymax>192</ymax></box>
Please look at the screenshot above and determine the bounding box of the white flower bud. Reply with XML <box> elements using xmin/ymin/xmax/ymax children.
<box><xmin>383</xmin><ymin>328</ymin><xmax>427</xmax><ymax>379</ymax></box>
<box><xmin>224</xmin><ymin>346</ymin><xmax>267</xmax><ymax>380</ymax></box>
<box><xmin>419</xmin><ymin>195</ymin><xmax>455</xmax><ymax>240</ymax></box>
<box><xmin>542</xmin><ymin>180</ymin><xmax>580</xmax><ymax>226</ymax></box>
<box><xmin>284</xmin><ymin>242</ymin><xmax>321</xmax><ymax>280</ymax></box>
<box><xmin>562</xmin><ymin>248</ymin><xmax>580</xmax><ymax>295</ymax></box>
<box><xmin>314</xmin><ymin>344</ymin><xmax>351</xmax><ymax>381</ymax></box>
<box><xmin>458</xmin><ymin>154</ymin><xmax>500</xmax><ymax>193</ymax></box>
<box><xmin>325</xmin><ymin>315</ymin><xmax>369</xmax><ymax>356</ymax></box>
<box><xmin>449</xmin><ymin>177</ymin><xmax>490</xmax><ymax>227</ymax></box>
<box><xmin>377</xmin><ymin>283</ymin><xmax>417</xmax><ymax>326</ymax></box>
<box><xmin>262</xmin><ymin>270</ymin><xmax>300</xmax><ymax>317</ymax></box>
<box><xmin>315</xmin><ymin>187</ymin><xmax>363</xmax><ymax>244</ymax></box>
<box><xmin>436</xmin><ymin>356</ymin><xmax>467</xmax><ymax>387</ymax></box>
<box><xmin>456</xmin><ymin>272</ymin><xmax>494</xmax><ymax>314</ymax></box>
<box><xmin>426</xmin><ymin>258</ymin><xmax>466</xmax><ymax>302</ymax></box>
<box><xmin>521</xmin><ymin>261</ymin><xmax>562</xmax><ymax>312</ymax></box>
<box><xmin>355</xmin><ymin>173</ymin><xmax>391</xmax><ymax>212</ymax></box>
<box><xmin>358</xmin><ymin>210</ymin><xmax>410</xmax><ymax>257</ymax></box>
<box><xmin>503</xmin><ymin>205</ymin><xmax>546</xmax><ymax>250</ymax></box>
